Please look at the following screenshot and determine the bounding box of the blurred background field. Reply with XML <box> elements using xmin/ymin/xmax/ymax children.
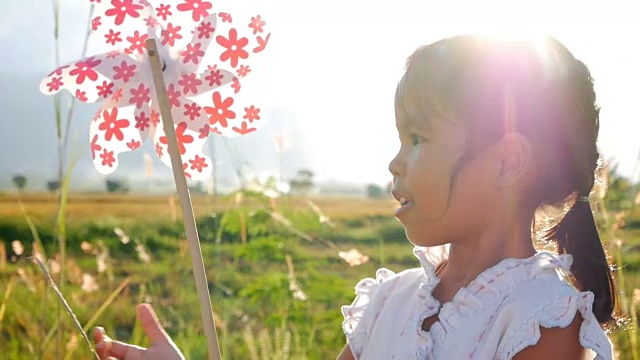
<box><xmin>0</xmin><ymin>175</ymin><xmax>639</xmax><ymax>359</ymax></box>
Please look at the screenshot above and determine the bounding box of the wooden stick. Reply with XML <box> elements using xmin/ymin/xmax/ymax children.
<box><xmin>145</xmin><ymin>38</ymin><xmax>221</xmax><ymax>360</ymax></box>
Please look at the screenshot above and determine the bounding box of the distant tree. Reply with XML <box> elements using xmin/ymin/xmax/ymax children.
<box><xmin>106</xmin><ymin>179</ymin><xmax>129</xmax><ymax>193</ymax></box>
<box><xmin>47</xmin><ymin>180</ymin><xmax>60</xmax><ymax>193</ymax></box>
<box><xmin>289</xmin><ymin>169</ymin><xmax>315</xmax><ymax>196</ymax></box>
<box><xmin>12</xmin><ymin>175</ymin><xmax>27</xmax><ymax>191</ymax></box>
<box><xmin>188</xmin><ymin>181</ymin><xmax>207</xmax><ymax>195</ymax></box>
<box><xmin>366</xmin><ymin>184</ymin><xmax>384</xmax><ymax>199</ymax></box>
<box><xmin>386</xmin><ymin>181</ymin><xmax>393</xmax><ymax>194</ymax></box>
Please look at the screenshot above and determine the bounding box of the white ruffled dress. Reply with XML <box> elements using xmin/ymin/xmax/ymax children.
<box><xmin>341</xmin><ymin>245</ymin><xmax>614</xmax><ymax>359</ymax></box>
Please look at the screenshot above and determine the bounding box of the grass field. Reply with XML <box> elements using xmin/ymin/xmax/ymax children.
<box><xmin>0</xmin><ymin>191</ymin><xmax>639</xmax><ymax>359</ymax></box>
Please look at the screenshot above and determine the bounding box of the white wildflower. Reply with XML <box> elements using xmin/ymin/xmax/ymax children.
<box><xmin>81</xmin><ymin>273</ymin><xmax>99</xmax><ymax>293</ymax></box>
<box><xmin>11</xmin><ymin>240</ymin><xmax>24</xmax><ymax>256</ymax></box>
<box><xmin>339</xmin><ymin>248</ymin><xmax>370</xmax><ymax>267</ymax></box>
<box><xmin>113</xmin><ymin>227</ymin><xmax>130</xmax><ymax>244</ymax></box>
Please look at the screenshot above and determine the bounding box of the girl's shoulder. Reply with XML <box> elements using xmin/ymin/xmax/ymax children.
<box><xmin>490</xmin><ymin>256</ymin><xmax>615</xmax><ymax>360</ymax></box>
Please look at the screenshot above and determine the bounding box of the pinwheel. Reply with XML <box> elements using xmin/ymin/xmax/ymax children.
<box><xmin>39</xmin><ymin>1</ymin><xmax>272</xmax><ymax>358</ymax></box>
<box><xmin>40</xmin><ymin>0</ymin><xmax>271</xmax><ymax>180</ymax></box>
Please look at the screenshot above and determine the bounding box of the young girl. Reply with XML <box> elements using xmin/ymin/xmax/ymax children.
<box><xmin>337</xmin><ymin>33</ymin><xmax>617</xmax><ymax>359</ymax></box>
<box><xmin>95</xmin><ymin>33</ymin><xmax>618</xmax><ymax>360</ymax></box>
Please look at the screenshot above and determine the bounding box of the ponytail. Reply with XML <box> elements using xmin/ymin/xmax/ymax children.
<box><xmin>545</xmin><ymin>194</ymin><xmax>617</xmax><ymax>325</ymax></box>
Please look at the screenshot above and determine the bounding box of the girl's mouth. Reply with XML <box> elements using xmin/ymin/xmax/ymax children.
<box><xmin>392</xmin><ymin>192</ymin><xmax>414</xmax><ymax>216</ymax></box>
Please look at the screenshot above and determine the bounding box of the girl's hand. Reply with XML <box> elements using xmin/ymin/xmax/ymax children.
<box><xmin>95</xmin><ymin>303</ymin><xmax>185</xmax><ymax>360</ymax></box>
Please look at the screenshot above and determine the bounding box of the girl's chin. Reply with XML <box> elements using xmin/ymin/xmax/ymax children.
<box><xmin>403</xmin><ymin>226</ymin><xmax>443</xmax><ymax>248</ymax></box>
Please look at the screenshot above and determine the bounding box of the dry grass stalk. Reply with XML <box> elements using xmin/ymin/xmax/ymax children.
<box><xmin>0</xmin><ymin>276</ymin><xmax>17</xmax><ymax>333</ymax></box>
<box><xmin>243</xmin><ymin>327</ymin><xmax>260</xmax><ymax>360</ymax></box>
<box><xmin>307</xmin><ymin>200</ymin><xmax>335</xmax><ymax>227</ymax></box>
<box><xmin>31</xmin><ymin>256</ymin><xmax>100</xmax><ymax>360</ymax></box>
<box><xmin>169</xmin><ymin>195</ymin><xmax>177</xmax><ymax>222</ymax></box>
<box><xmin>0</xmin><ymin>242</ymin><xmax>6</xmax><ymax>270</ymax></box>
<box><xmin>17</xmin><ymin>268</ymin><xmax>36</xmax><ymax>292</ymax></box>
<box><xmin>285</xmin><ymin>255</ymin><xmax>307</xmax><ymax>301</ymax></box>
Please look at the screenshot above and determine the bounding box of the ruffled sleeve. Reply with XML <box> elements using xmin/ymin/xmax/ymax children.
<box><xmin>497</xmin><ymin>289</ymin><xmax>614</xmax><ymax>360</ymax></box>
<box><xmin>341</xmin><ymin>268</ymin><xmax>396</xmax><ymax>358</ymax></box>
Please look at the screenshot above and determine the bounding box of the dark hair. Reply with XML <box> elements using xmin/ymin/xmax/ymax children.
<box><xmin>397</xmin><ymin>34</ymin><xmax>617</xmax><ymax>326</ymax></box>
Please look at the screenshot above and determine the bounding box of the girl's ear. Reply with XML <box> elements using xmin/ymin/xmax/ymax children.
<box><xmin>494</xmin><ymin>132</ymin><xmax>535</xmax><ymax>189</ymax></box>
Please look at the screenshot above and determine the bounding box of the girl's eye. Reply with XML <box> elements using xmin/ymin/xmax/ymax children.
<box><xmin>411</xmin><ymin>134</ymin><xmax>426</xmax><ymax>146</ymax></box>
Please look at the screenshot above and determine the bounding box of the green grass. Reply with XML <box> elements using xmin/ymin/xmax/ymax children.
<box><xmin>0</xmin><ymin>193</ymin><xmax>639</xmax><ymax>359</ymax></box>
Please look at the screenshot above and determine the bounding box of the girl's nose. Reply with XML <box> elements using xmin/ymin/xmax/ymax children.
<box><xmin>388</xmin><ymin>152</ymin><xmax>406</xmax><ymax>178</ymax></box>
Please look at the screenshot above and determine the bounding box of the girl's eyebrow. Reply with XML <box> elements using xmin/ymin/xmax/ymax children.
<box><xmin>406</xmin><ymin>116</ymin><xmax>432</xmax><ymax>133</ymax></box>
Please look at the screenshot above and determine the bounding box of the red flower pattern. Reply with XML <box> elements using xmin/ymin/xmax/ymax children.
<box><xmin>198</xmin><ymin>124</ymin><xmax>210</xmax><ymax>138</ymax></box>
<box><xmin>113</xmin><ymin>61</ymin><xmax>137</xmax><ymax>83</ymax></box>
<box><xmin>161</xmin><ymin>23</ymin><xmax>182</xmax><ymax>47</ymax></box>
<box><xmin>156</xmin><ymin>4</ymin><xmax>171</xmax><ymax>20</ymax></box>
<box><xmin>232</xmin><ymin>121</ymin><xmax>256</xmax><ymax>135</ymax></box>
<box><xmin>105</xmin><ymin>0</ymin><xmax>143</xmax><ymax>26</ymax></box>
<box><xmin>76</xmin><ymin>89</ymin><xmax>88</xmax><ymax>102</ymax></box>
<box><xmin>178</xmin><ymin>73</ymin><xmax>202</xmax><ymax>95</ymax></box>
<box><xmin>100</xmin><ymin>149</ymin><xmax>116</xmax><ymax>167</ymax></box>
<box><xmin>99</xmin><ymin>108</ymin><xmax>130</xmax><ymax>141</ymax></box>
<box><xmin>217</xmin><ymin>28</ymin><xmax>248</xmax><ymax>68</ymax></box>
<box><xmin>204</xmin><ymin>92</ymin><xmax>235</xmax><ymax>127</ymax></box>
<box><xmin>236</xmin><ymin>64</ymin><xmax>251</xmax><ymax>78</ymax></box>
<box><xmin>167</xmin><ymin>84</ymin><xmax>182</xmax><ymax>108</ymax></box>
<box><xmin>97</xmin><ymin>81</ymin><xmax>114</xmax><ymax>98</ymax></box>
<box><xmin>196</xmin><ymin>21</ymin><xmax>214</xmax><ymax>39</ymax></box>
<box><xmin>182</xmin><ymin>42</ymin><xmax>205</xmax><ymax>65</ymax></box>
<box><xmin>243</xmin><ymin>105</ymin><xmax>260</xmax><ymax>122</ymax></box>
<box><xmin>253</xmin><ymin>33</ymin><xmax>270</xmax><ymax>53</ymax></box>
<box><xmin>155</xmin><ymin>143</ymin><xmax>164</xmax><ymax>157</ymax></box>
<box><xmin>111</xmin><ymin>88</ymin><xmax>124</xmax><ymax>102</ymax></box>
<box><xmin>69</xmin><ymin>56</ymin><xmax>101</xmax><ymax>85</ymax></box>
<box><xmin>189</xmin><ymin>155</ymin><xmax>208</xmax><ymax>172</ymax></box>
<box><xmin>47</xmin><ymin>77</ymin><xmax>64</xmax><ymax>92</ymax></box>
<box><xmin>231</xmin><ymin>77</ymin><xmax>241</xmax><ymax>93</ymax></box>
<box><xmin>126</xmin><ymin>30</ymin><xmax>148</xmax><ymax>54</ymax></box>
<box><xmin>248</xmin><ymin>15</ymin><xmax>265</xmax><ymax>35</ymax></box>
<box><xmin>127</xmin><ymin>139</ymin><xmax>141</xmax><ymax>150</ymax></box>
<box><xmin>205</xmin><ymin>68</ymin><xmax>223</xmax><ymax>86</ymax></box>
<box><xmin>92</xmin><ymin>16</ymin><xmax>102</xmax><ymax>31</ymax></box>
<box><xmin>135</xmin><ymin>111</ymin><xmax>150</xmax><ymax>131</ymax></box>
<box><xmin>150</xmin><ymin>109</ymin><xmax>160</xmax><ymax>126</ymax></box>
<box><xmin>218</xmin><ymin>13</ymin><xmax>232</xmax><ymax>23</ymax></box>
<box><xmin>105</xmin><ymin>29</ymin><xmax>122</xmax><ymax>45</ymax></box>
<box><xmin>177</xmin><ymin>0</ymin><xmax>212</xmax><ymax>22</ymax></box>
<box><xmin>129</xmin><ymin>83</ymin><xmax>150</xmax><ymax>108</ymax></box>
<box><xmin>91</xmin><ymin>135</ymin><xmax>102</xmax><ymax>160</ymax></box>
<box><xmin>159</xmin><ymin>122</ymin><xmax>193</xmax><ymax>155</ymax></box>
<box><xmin>184</xmin><ymin>102</ymin><xmax>202</xmax><ymax>120</ymax></box>
<box><xmin>144</xmin><ymin>15</ymin><xmax>159</xmax><ymax>28</ymax></box>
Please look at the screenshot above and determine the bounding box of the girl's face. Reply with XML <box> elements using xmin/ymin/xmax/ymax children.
<box><xmin>389</xmin><ymin>88</ymin><xmax>499</xmax><ymax>247</ymax></box>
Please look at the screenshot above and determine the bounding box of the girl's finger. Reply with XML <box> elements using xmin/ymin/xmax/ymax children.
<box><xmin>109</xmin><ymin>340</ymin><xmax>147</xmax><ymax>359</ymax></box>
<box><xmin>137</xmin><ymin>303</ymin><xmax>171</xmax><ymax>345</ymax></box>
<box><xmin>95</xmin><ymin>328</ymin><xmax>112</xmax><ymax>360</ymax></box>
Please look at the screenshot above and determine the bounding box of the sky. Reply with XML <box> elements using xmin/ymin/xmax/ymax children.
<box><xmin>0</xmin><ymin>0</ymin><xmax>639</xmax><ymax>190</ymax></box>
